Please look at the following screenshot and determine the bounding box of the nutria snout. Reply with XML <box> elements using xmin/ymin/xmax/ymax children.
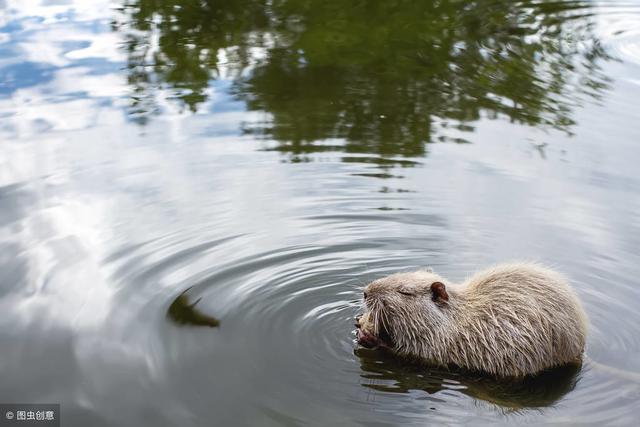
<box><xmin>356</xmin><ymin>262</ymin><xmax>588</xmax><ymax>377</ymax></box>
<box><xmin>356</xmin><ymin>314</ymin><xmax>393</xmax><ymax>349</ymax></box>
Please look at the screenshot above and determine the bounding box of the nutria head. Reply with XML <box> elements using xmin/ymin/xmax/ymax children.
<box><xmin>356</xmin><ymin>270</ymin><xmax>455</xmax><ymax>360</ymax></box>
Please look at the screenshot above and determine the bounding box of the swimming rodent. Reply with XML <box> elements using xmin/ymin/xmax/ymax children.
<box><xmin>356</xmin><ymin>263</ymin><xmax>587</xmax><ymax>377</ymax></box>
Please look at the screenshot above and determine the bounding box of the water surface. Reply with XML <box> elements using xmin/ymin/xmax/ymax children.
<box><xmin>1</xmin><ymin>0</ymin><xmax>640</xmax><ymax>425</ymax></box>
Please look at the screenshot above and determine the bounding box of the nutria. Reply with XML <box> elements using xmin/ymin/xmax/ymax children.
<box><xmin>356</xmin><ymin>263</ymin><xmax>588</xmax><ymax>377</ymax></box>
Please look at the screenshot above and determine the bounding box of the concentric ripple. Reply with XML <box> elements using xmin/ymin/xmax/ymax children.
<box><xmin>1</xmin><ymin>0</ymin><xmax>640</xmax><ymax>425</ymax></box>
<box><xmin>91</xmin><ymin>211</ymin><xmax>640</xmax><ymax>426</ymax></box>
<box><xmin>595</xmin><ymin>1</ymin><xmax>640</xmax><ymax>66</ymax></box>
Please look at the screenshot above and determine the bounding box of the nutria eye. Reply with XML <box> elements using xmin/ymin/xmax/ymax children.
<box><xmin>398</xmin><ymin>290</ymin><xmax>415</xmax><ymax>296</ymax></box>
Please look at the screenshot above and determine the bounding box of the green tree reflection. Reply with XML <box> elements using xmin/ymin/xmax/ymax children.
<box><xmin>117</xmin><ymin>0</ymin><xmax>610</xmax><ymax>157</ymax></box>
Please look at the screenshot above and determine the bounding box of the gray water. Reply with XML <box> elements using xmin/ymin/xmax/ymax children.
<box><xmin>1</xmin><ymin>0</ymin><xmax>640</xmax><ymax>425</ymax></box>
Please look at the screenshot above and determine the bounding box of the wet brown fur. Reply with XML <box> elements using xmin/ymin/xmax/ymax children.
<box><xmin>358</xmin><ymin>263</ymin><xmax>588</xmax><ymax>377</ymax></box>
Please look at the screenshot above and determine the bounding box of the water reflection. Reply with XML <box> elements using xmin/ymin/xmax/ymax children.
<box><xmin>355</xmin><ymin>348</ymin><xmax>581</xmax><ymax>410</ymax></box>
<box><xmin>2</xmin><ymin>0</ymin><xmax>640</xmax><ymax>425</ymax></box>
<box><xmin>118</xmin><ymin>0</ymin><xmax>611</xmax><ymax>160</ymax></box>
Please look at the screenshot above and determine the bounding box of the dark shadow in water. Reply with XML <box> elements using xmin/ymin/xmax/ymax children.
<box><xmin>167</xmin><ymin>289</ymin><xmax>220</xmax><ymax>328</ymax></box>
<box><xmin>355</xmin><ymin>347</ymin><xmax>580</xmax><ymax>410</ymax></box>
<box><xmin>116</xmin><ymin>0</ymin><xmax>612</xmax><ymax>161</ymax></box>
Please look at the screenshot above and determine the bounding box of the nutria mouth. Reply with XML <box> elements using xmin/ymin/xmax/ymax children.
<box><xmin>355</xmin><ymin>314</ymin><xmax>395</xmax><ymax>349</ymax></box>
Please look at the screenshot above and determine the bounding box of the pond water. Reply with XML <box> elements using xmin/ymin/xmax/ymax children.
<box><xmin>1</xmin><ymin>0</ymin><xmax>640</xmax><ymax>425</ymax></box>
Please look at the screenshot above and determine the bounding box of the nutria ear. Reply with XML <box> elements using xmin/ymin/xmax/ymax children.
<box><xmin>430</xmin><ymin>282</ymin><xmax>449</xmax><ymax>302</ymax></box>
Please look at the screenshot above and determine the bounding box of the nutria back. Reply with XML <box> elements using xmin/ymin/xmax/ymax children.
<box><xmin>356</xmin><ymin>263</ymin><xmax>588</xmax><ymax>377</ymax></box>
